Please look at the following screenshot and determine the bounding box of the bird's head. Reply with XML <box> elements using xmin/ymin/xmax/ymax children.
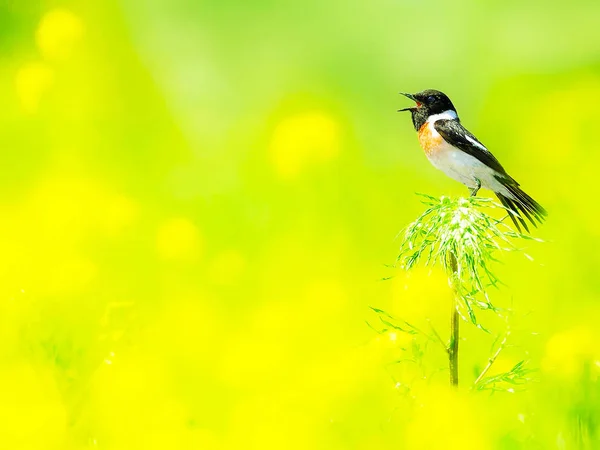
<box><xmin>399</xmin><ymin>89</ymin><xmax>457</xmax><ymax>130</ymax></box>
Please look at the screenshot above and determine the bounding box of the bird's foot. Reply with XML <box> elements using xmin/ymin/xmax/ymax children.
<box><xmin>469</xmin><ymin>179</ymin><xmax>481</xmax><ymax>197</ymax></box>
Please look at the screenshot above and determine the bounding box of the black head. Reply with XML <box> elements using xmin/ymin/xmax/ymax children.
<box><xmin>398</xmin><ymin>89</ymin><xmax>457</xmax><ymax>131</ymax></box>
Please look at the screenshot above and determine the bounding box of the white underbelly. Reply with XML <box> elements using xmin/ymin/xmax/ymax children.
<box><xmin>427</xmin><ymin>142</ymin><xmax>507</xmax><ymax>194</ymax></box>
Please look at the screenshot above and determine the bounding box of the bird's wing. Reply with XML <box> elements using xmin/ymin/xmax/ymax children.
<box><xmin>434</xmin><ymin>119</ymin><xmax>509</xmax><ymax>177</ymax></box>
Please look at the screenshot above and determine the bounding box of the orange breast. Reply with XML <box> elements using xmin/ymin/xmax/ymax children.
<box><xmin>418</xmin><ymin>122</ymin><xmax>444</xmax><ymax>157</ymax></box>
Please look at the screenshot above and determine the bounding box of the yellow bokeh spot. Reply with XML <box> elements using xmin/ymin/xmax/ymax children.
<box><xmin>0</xmin><ymin>364</ymin><xmax>66</xmax><ymax>448</ymax></box>
<box><xmin>218</xmin><ymin>309</ymin><xmax>287</xmax><ymax>387</ymax></box>
<box><xmin>149</xmin><ymin>297</ymin><xmax>220</xmax><ymax>362</ymax></box>
<box><xmin>405</xmin><ymin>385</ymin><xmax>490</xmax><ymax>450</ymax></box>
<box><xmin>44</xmin><ymin>256</ymin><xmax>97</xmax><ymax>296</ymax></box>
<box><xmin>15</xmin><ymin>62</ymin><xmax>54</xmax><ymax>113</ymax></box>
<box><xmin>185</xmin><ymin>428</ymin><xmax>223</xmax><ymax>450</ymax></box>
<box><xmin>390</xmin><ymin>267</ymin><xmax>452</xmax><ymax>322</ymax></box>
<box><xmin>156</xmin><ymin>217</ymin><xmax>202</xmax><ymax>261</ymax></box>
<box><xmin>0</xmin><ymin>177</ymin><xmax>138</xmax><ymax>295</ymax></box>
<box><xmin>526</xmin><ymin>79</ymin><xmax>600</xmax><ymax>166</ymax></box>
<box><xmin>542</xmin><ymin>327</ymin><xmax>600</xmax><ymax>379</ymax></box>
<box><xmin>91</xmin><ymin>356</ymin><xmax>188</xmax><ymax>448</ymax></box>
<box><xmin>270</xmin><ymin>111</ymin><xmax>340</xmax><ymax>178</ymax></box>
<box><xmin>226</xmin><ymin>396</ymin><xmax>316</xmax><ymax>449</ymax></box>
<box><xmin>303</xmin><ymin>279</ymin><xmax>346</xmax><ymax>317</ymax></box>
<box><xmin>100</xmin><ymin>194</ymin><xmax>139</xmax><ymax>236</ymax></box>
<box><xmin>208</xmin><ymin>250</ymin><xmax>246</xmax><ymax>284</ymax></box>
<box><xmin>36</xmin><ymin>9</ymin><xmax>84</xmax><ymax>61</ymax></box>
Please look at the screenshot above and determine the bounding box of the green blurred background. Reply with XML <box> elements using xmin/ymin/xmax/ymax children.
<box><xmin>1</xmin><ymin>0</ymin><xmax>600</xmax><ymax>448</ymax></box>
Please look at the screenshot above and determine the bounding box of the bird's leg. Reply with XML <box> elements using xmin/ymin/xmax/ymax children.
<box><xmin>469</xmin><ymin>178</ymin><xmax>481</xmax><ymax>197</ymax></box>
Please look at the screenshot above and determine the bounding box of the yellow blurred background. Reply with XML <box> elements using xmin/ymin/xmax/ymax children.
<box><xmin>2</xmin><ymin>0</ymin><xmax>600</xmax><ymax>448</ymax></box>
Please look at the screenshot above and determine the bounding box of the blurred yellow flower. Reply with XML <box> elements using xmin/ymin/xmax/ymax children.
<box><xmin>15</xmin><ymin>62</ymin><xmax>54</xmax><ymax>113</ymax></box>
<box><xmin>91</xmin><ymin>356</ymin><xmax>188</xmax><ymax>449</ymax></box>
<box><xmin>218</xmin><ymin>309</ymin><xmax>287</xmax><ymax>388</ymax></box>
<box><xmin>0</xmin><ymin>177</ymin><xmax>138</xmax><ymax>295</ymax></box>
<box><xmin>36</xmin><ymin>9</ymin><xmax>84</xmax><ymax>62</ymax></box>
<box><xmin>43</xmin><ymin>256</ymin><xmax>98</xmax><ymax>296</ymax></box>
<box><xmin>270</xmin><ymin>111</ymin><xmax>340</xmax><ymax>178</ymax></box>
<box><xmin>542</xmin><ymin>326</ymin><xmax>600</xmax><ymax>379</ymax></box>
<box><xmin>390</xmin><ymin>266</ymin><xmax>451</xmax><ymax>322</ymax></box>
<box><xmin>99</xmin><ymin>195</ymin><xmax>139</xmax><ymax>237</ymax></box>
<box><xmin>226</xmin><ymin>396</ymin><xmax>316</xmax><ymax>449</ymax></box>
<box><xmin>0</xmin><ymin>364</ymin><xmax>66</xmax><ymax>448</ymax></box>
<box><xmin>185</xmin><ymin>428</ymin><xmax>223</xmax><ymax>450</ymax></box>
<box><xmin>405</xmin><ymin>384</ymin><xmax>490</xmax><ymax>450</ymax></box>
<box><xmin>156</xmin><ymin>217</ymin><xmax>203</xmax><ymax>261</ymax></box>
<box><xmin>303</xmin><ymin>279</ymin><xmax>346</xmax><ymax>317</ymax></box>
<box><xmin>148</xmin><ymin>297</ymin><xmax>221</xmax><ymax>362</ymax></box>
<box><xmin>208</xmin><ymin>250</ymin><xmax>246</xmax><ymax>285</ymax></box>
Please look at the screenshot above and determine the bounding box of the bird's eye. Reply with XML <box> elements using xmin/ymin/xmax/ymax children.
<box><xmin>427</xmin><ymin>95</ymin><xmax>436</xmax><ymax>103</ymax></box>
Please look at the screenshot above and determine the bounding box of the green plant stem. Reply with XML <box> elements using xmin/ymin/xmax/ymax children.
<box><xmin>473</xmin><ymin>332</ymin><xmax>509</xmax><ymax>387</ymax></box>
<box><xmin>427</xmin><ymin>319</ymin><xmax>447</xmax><ymax>351</ymax></box>
<box><xmin>448</xmin><ymin>252</ymin><xmax>459</xmax><ymax>388</ymax></box>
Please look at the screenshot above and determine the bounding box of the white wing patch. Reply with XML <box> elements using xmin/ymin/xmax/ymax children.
<box><xmin>465</xmin><ymin>135</ymin><xmax>488</xmax><ymax>151</ymax></box>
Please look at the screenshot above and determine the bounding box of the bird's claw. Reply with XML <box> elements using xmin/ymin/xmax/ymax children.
<box><xmin>469</xmin><ymin>179</ymin><xmax>481</xmax><ymax>197</ymax></box>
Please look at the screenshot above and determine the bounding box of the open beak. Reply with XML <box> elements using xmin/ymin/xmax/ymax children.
<box><xmin>398</xmin><ymin>92</ymin><xmax>419</xmax><ymax>112</ymax></box>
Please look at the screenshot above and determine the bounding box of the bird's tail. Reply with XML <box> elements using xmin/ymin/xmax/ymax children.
<box><xmin>495</xmin><ymin>183</ymin><xmax>547</xmax><ymax>233</ymax></box>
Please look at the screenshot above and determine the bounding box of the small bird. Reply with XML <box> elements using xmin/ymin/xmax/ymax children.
<box><xmin>399</xmin><ymin>89</ymin><xmax>546</xmax><ymax>232</ymax></box>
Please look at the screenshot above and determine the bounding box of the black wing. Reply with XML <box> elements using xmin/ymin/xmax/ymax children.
<box><xmin>434</xmin><ymin>119</ymin><xmax>509</xmax><ymax>177</ymax></box>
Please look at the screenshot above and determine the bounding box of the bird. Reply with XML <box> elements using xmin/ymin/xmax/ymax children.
<box><xmin>398</xmin><ymin>89</ymin><xmax>546</xmax><ymax>232</ymax></box>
